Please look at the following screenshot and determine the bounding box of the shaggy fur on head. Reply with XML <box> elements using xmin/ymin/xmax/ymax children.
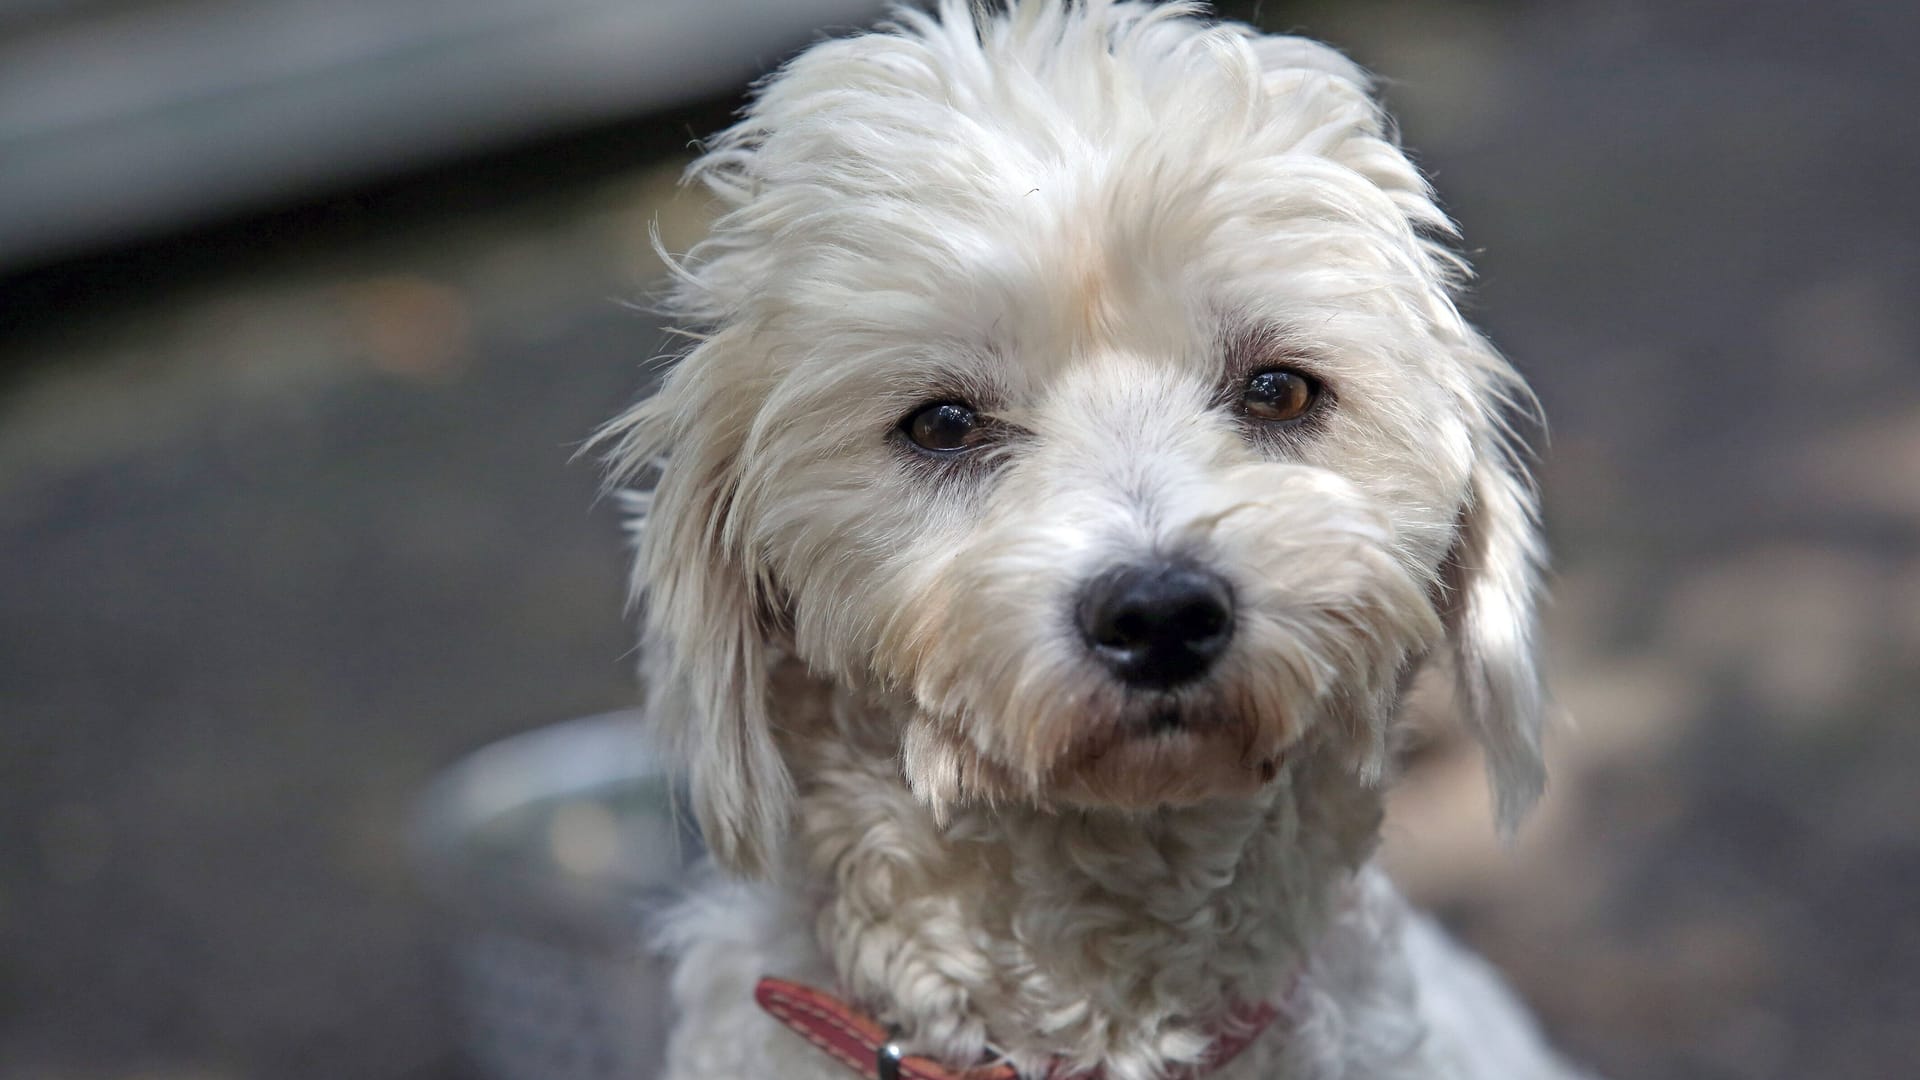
<box><xmin>599</xmin><ymin>2</ymin><xmax>1589</xmax><ymax>1077</ymax></box>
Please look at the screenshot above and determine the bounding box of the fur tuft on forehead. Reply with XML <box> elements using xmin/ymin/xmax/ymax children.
<box><xmin>672</xmin><ymin>0</ymin><xmax>1457</xmax><ymax>335</ymax></box>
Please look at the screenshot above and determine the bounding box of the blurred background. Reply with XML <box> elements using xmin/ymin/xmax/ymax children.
<box><xmin>2</xmin><ymin>0</ymin><xmax>1915</xmax><ymax>1077</ymax></box>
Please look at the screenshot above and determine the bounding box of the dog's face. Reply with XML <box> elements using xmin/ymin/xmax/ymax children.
<box><xmin>604</xmin><ymin>1</ymin><xmax>1546</xmax><ymax>874</ymax></box>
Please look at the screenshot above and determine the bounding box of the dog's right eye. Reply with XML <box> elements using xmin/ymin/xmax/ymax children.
<box><xmin>1241</xmin><ymin>367</ymin><xmax>1322</xmax><ymax>424</ymax></box>
<box><xmin>901</xmin><ymin>402</ymin><xmax>985</xmax><ymax>454</ymax></box>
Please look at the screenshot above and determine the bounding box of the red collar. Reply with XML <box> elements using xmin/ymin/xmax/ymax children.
<box><xmin>755</xmin><ymin>977</ymin><xmax>1280</xmax><ymax>1080</ymax></box>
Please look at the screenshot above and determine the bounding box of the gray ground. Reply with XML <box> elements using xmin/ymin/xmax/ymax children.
<box><xmin>2</xmin><ymin>1</ymin><xmax>1916</xmax><ymax>1078</ymax></box>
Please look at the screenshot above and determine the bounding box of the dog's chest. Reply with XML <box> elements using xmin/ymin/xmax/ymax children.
<box><xmin>785</xmin><ymin>718</ymin><xmax>1389</xmax><ymax>1078</ymax></box>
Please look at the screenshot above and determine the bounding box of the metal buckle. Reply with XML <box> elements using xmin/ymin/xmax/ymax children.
<box><xmin>876</xmin><ymin>1026</ymin><xmax>905</xmax><ymax>1080</ymax></box>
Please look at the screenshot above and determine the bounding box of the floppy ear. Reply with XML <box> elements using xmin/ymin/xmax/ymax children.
<box><xmin>1439</xmin><ymin>409</ymin><xmax>1549</xmax><ymax>834</ymax></box>
<box><xmin>599</xmin><ymin>335</ymin><xmax>793</xmax><ymax>877</ymax></box>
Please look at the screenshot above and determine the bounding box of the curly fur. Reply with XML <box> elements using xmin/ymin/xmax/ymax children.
<box><xmin>599</xmin><ymin>2</ymin><xmax>1589</xmax><ymax>1077</ymax></box>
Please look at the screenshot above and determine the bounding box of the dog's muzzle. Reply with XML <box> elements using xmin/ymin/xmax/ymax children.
<box><xmin>1076</xmin><ymin>559</ymin><xmax>1235</xmax><ymax>692</ymax></box>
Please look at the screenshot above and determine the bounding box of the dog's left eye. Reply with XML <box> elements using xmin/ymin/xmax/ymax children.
<box><xmin>901</xmin><ymin>402</ymin><xmax>985</xmax><ymax>453</ymax></box>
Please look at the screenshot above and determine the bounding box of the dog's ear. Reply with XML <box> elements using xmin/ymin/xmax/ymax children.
<box><xmin>600</xmin><ymin>335</ymin><xmax>793</xmax><ymax>877</ymax></box>
<box><xmin>1439</xmin><ymin>377</ymin><xmax>1548</xmax><ymax>834</ymax></box>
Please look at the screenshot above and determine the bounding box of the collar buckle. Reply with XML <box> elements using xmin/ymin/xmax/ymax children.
<box><xmin>877</xmin><ymin>1027</ymin><xmax>905</xmax><ymax>1080</ymax></box>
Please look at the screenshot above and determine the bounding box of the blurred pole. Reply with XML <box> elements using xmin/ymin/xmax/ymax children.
<box><xmin>0</xmin><ymin>0</ymin><xmax>886</xmax><ymax>271</ymax></box>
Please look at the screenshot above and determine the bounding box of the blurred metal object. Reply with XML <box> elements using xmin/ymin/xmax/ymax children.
<box><xmin>412</xmin><ymin>710</ymin><xmax>700</xmax><ymax>1080</ymax></box>
<box><xmin>0</xmin><ymin>0</ymin><xmax>888</xmax><ymax>270</ymax></box>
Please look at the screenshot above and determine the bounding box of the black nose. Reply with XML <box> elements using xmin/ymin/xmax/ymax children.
<box><xmin>1076</xmin><ymin>560</ymin><xmax>1235</xmax><ymax>690</ymax></box>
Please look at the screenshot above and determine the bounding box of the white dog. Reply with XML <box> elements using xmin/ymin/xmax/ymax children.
<box><xmin>600</xmin><ymin>2</ymin><xmax>1591</xmax><ymax>1077</ymax></box>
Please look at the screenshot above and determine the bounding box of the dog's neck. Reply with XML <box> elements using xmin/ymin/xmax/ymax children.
<box><xmin>777</xmin><ymin>668</ymin><xmax>1387</xmax><ymax>1080</ymax></box>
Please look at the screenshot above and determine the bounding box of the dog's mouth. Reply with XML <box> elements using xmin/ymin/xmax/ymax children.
<box><xmin>1047</xmin><ymin>717</ymin><xmax>1288</xmax><ymax>807</ymax></box>
<box><xmin>900</xmin><ymin>690</ymin><xmax>1298</xmax><ymax>816</ymax></box>
<box><xmin>1145</xmin><ymin>702</ymin><xmax>1187</xmax><ymax>734</ymax></box>
<box><xmin>1032</xmin><ymin>697</ymin><xmax>1293</xmax><ymax>807</ymax></box>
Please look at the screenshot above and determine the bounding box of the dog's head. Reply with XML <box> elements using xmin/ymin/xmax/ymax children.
<box><xmin>602</xmin><ymin>0</ymin><xmax>1546</xmax><ymax>875</ymax></box>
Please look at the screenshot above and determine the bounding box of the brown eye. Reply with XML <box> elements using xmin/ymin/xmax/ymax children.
<box><xmin>902</xmin><ymin>401</ymin><xmax>984</xmax><ymax>453</ymax></box>
<box><xmin>1241</xmin><ymin>368</ymin><xmax>1320</xmax><ymax>423</ymax></box>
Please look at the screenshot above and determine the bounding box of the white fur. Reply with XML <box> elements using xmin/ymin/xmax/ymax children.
<box><xmin>599</xmin><ymin>2</ymin><xmax>1586</xmax><ymax>1077</ymax></box>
